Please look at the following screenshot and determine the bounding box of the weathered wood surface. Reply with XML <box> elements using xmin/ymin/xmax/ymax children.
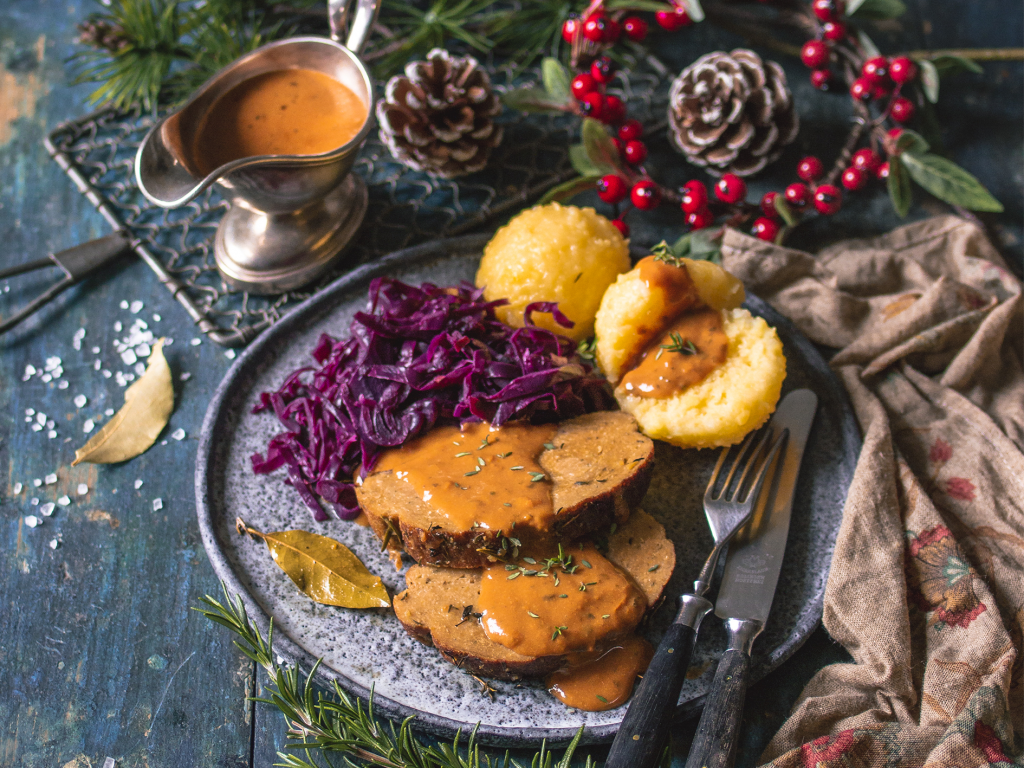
<box><xmin>0</xmin><ymin>1</ymin><xmax>1020</xmax><ymax>767</ymax></box>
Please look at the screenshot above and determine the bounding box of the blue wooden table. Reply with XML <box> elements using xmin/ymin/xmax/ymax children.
<box><xmin>1</xmin><ymin>2</ymin><xmax>1020</xmax><ymax>766</ymax></box>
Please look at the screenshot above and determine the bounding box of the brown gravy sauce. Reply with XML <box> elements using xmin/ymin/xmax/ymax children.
<box><xmin>620</xmin><ymin>308</ymin><xmax>729</xmax><ymax>398</ymax></box>
<box><xmin>478</xmin><ymin>541</ymin><xmax>646</xmax><ymax>658</ymax></box>
<box><xmin>545</xmin><ymin>634</ymin><xmax>654</xmax><ymax>711</ymax></box>
<box><xmin>373</xmin><ymin>421</ymin><xmax>559</xmax><ymax>534</ymax></box>
<box><xmin>621</xmin><ymin>256</ymin><xmax>728</xmax><ymax>398</ymax></box>
<box><xmin>193</xmin><ymin>68</ymin><xmax>366</xmax><ymax>175</ymax></box>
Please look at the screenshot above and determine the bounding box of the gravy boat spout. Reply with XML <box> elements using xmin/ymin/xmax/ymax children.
<box><xmin>134</xmin><ymin>18</ymin><xmax>378</xmax><ymax>294</ymax></box>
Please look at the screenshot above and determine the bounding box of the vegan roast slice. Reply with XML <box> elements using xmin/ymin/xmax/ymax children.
<box><xmin>355</xmin><ymin>411</ymin><xmax>655</xmax><ymax>569</ymax></box>
<box><xmin>392</xmin><ymin>508</ymin><xmax>676</xmax><ymax>680</ymax></box>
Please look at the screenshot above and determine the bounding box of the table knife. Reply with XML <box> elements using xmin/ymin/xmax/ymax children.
<box><xmin>683</xmin><ymin>388</ymin><xmax>818</xmax><ymax>768</ymax></box>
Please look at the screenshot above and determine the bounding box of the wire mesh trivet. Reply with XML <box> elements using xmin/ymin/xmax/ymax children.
<box><xmin>45</xmin><ymin>57</ymin><xmax>670</xmax><ymax>346</ymax></box>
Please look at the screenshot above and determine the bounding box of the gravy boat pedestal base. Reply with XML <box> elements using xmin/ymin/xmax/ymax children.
<box><xmin>214</xmin><ymin>174</ymin><xmax>367</xmax><ymax>295</ymax></box>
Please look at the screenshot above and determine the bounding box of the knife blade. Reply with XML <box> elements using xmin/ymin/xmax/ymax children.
<box><xmin>684</xmin><ymin>387</ymin><xmax>818</xmax><ymax>768</ymax></box>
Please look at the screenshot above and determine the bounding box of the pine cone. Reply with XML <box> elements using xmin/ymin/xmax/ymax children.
<box><xmin>668</xmin><ymin>49</ymin><xmax>798</xmax><ymax>177</ymax></box>
<box><xmin>376</xmin><ymin>49</ymin><xmax>503</xmax><ymax>178</ymax></box>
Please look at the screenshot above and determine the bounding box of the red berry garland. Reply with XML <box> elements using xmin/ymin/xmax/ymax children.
<box><xmin>539</xmin><ymin>0</ymin><xmax>992</xmax><ymax>246</ymax></box>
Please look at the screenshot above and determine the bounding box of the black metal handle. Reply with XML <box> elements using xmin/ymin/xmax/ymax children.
<box><xmin>605</xmin><ymin>621</ymin><xmax>698</xmax><ymax>767</ymax></box>
<box><xmin>683</xmin><ymin>647</ymin><xmax>751</xmax><ymax>768</ymax></box>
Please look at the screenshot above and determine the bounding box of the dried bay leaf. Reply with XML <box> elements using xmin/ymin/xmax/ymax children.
<box><xmin>73</xmin><ymin>338</ymin><xmax>174</xmax><ymax>465</ymax></box>
<box><xmin>237</xmin><ymin>519</ymin><xmax>390</xmax><ymax>609</ymax></box>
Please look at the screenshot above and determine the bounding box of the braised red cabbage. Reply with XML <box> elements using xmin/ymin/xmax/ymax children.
<box><xmin>251</xmin><ymin>278</ymin><xmax>613</xmax><ymax>521</ymax></box>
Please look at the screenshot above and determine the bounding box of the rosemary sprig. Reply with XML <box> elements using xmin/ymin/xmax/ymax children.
<box><xmin>195</xmin><ymin>585</ymin><xmax>594</xmax><ymax>768</ymax></box>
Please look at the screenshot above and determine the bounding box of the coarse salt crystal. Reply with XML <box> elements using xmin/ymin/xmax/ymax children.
<box><xmin>57</xmin><ymin>495</ymin><xmax>71</xmax><ymax>506</ymax></box>
<box><xmin>24</xmin><ymin>364</ymin><xmax>36</xmax><ymax>377</ymax></box>
<box><xmin>136</xmin><ymin>342</ymin><xmax>151</xmax><ymax>358</ymax></box>
<box><xmin>30</xmin><ymin>497</ymin><xmax>39</xmax><ymax>505</ymax></box>
<box><xmin>74</xmin><ymin>395</ymin><xmax>87</xmax><ymax>408</ymax></box>
<box><xmin>13</xmin><ymin>482</ymin><xmax>23</xmax><ymax>494</ymax></box>
<box><xmin>102</xmin><ymin>370</ymin><xmax>112</xmax><ymax>378</ymax></box>
<box><xmin>105</xmin><ymin>408</ymin><xmax>114</xmax><ymax>416</ymax></box>
<box><xmin>120</xmin><ymin>349</ymin><xmax>137</xmax><ymax>366</ymax></box>
<box><xmin>125</xmin><ymin>373</ymin><xmax>135</xmax><ymax>382</ymax></box>
<box><xmin>31</xmin><ymin>423</ymin><xmax>42</xmax><ymax>432</ymax></box>
<box><xmin>53</xmin><ymin>367</ymin><xmax>63</xmax><ymax>378</ymax></box>
<box><xmin>171</xmin><ymin>428</ymin><xmax>186</xmax><ymax>441</ymax></box>
<box><xmin>74</xmin><ymin>328</ymin><xmax>86</xmax><ymax>340</ymax></box>
<box><xmin>114</xmin><ymin>320</ymin><xmax>123</xmax><ymax>332</ymax></box>
<box><xmin>120</xmin><ymin>300</ymin><xmax>129</xmax><ymax>309</ymax></box>
<box><xmin>152</xmin><ymin>498</ymin><xmax>163</xmax><ymax>511</ymax></box>
<box><xmin>40</xmin><ymin>502</ymin><xmax>55</xmax><ymax>517</ymax></box>
<box><xmin>225</xmin><ymin>350</ymin><xmax>236</xmax><ymax>359</ymax></box>
<box><xmin>134</xmin><ymin>363</ymin><xmax>146</xmax><ymax>376</ymax></box>
<box><xmin>47</xmin><ymin>430</ymin><xmax>57</xmax><ymax>439</ymax></box>
<box><xmin>152</xmin><ymin>313</ymin><xmax>161</xmax><ymax>322</ymax></box>
<box><xmin>93</xmin><ymin>359</ymin><xmax>102</xmax><ymax>370</ymax></box>
<box><xmin>115</xmin><ymin>372</ymin><xmax>128</xmax><ymax>387</ymax></box>
<box><xmin>25</xmin><ymin>416</ymin><xmax>32</xmax><ymax>423</ymax></box>
<box><xmin>49</xmin><ymin>539</ymin><xmax>59</xmax><ymax>550</ymax></box>
<box><xmin>46</xmin><ymin>420</ymin><xmax>54</xmax><ymax>429</ymax></box>
<box><xmin>91</xmin><ymin>346</ymin><xmax>100</xmax><ymax>354</ymax></box>
<box><xmin>25</xmin><ymin>408</ymin><xmax>34</xmax><ymax>416</ymax></box>
<box><xmin>42</xmin><ymin>374</ymin><xmax>52</xmax><ymax>383</ymax></box>
<box><xmin>190</xmin><ymin>338</ymin><xmax>201</xmax><ymax>346</ymax></box>
<box><xmin>45</xmin><ymin>356</ymin><xmax>61</xmax><ymax>370</ymax></box>
<box><xmin>58</xmin><ymin>381</ymin><xmax>68</xmax><ymax>390</ymax></box>
<box><xmin>77</xmin><ymin>484</ymin><xmax>88</xmax><ymax>496</ymax></box>
<box><xmin>45</xmin><ymin>473</ymin><xmax>57</xmax><ymax>485</ymax></box>
<box><xmin>83</xmin><ymin>419</ymin><xmax>95</xmax><ymax>434</ymax></box>
<box><xmin>36</xmin><ymin>413</ymin><xmax>46</xmax><ymax>425</ymax></box>
<box><xmin>180</xmin><ymin>372</ymin><xmax>191</xmax><ymax>381</ymax></box>
<box><xmin>32</xmin><ymin>478</ymin><xmax>42</xmax><ymax>487</ymax></box>
<box><xmin>25</xmin><ymin>515</ymin><xmax>40</xmax><ymax>528</ymax></box>
<box><xmin>134</xmin><ymin>479</ymin><xmax>143</xmax><ymax>489</ymax></box>
<box><xmin>130</xmin><ymin>300</ymin><xmax>144</xmax><ymax>313</ymax></box>
<box><xmin>163</xmin><ymin>338</ymin><xmax>173</xmax><ymax>345</ymax></box>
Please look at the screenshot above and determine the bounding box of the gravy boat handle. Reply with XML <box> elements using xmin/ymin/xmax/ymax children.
<box><xmin>329</xmin><ymin>0</ymin><xmax>382</xmax><ymax>55</ymax></box>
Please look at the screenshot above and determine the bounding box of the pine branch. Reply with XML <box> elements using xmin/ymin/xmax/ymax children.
<box><xmin>194</xmin><ymin>585</ymin><xmax>595</xmax><ymax>768</ymax></box>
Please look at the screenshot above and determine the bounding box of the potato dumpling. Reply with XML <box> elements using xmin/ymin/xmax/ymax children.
<box><xmin>595</xmin><ymin>259</ymin><xmax>745</xmax><ymax>382</ymax></box>
<box><xmin>617</xmin><ymin>308</ymin><xmax>786</xmax><ymax>449</ymax></box>
<box><xmin>595</xmin><ymin>259</ymin><xmax>784</xmax><ymax>449</ymax></box>
<box><xmin>475</xmin><ymin>203</ymin><xmax>631</xmax><ymax>342</ymax></box>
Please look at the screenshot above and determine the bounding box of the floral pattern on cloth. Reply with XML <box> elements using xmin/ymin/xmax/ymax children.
<box><xmin>906</xmin><ymin>525</ymin><xmax>987</xmax><ymax>630</ymax></box>
<box><xmin>721</xmin><ymin>216</ymin><xmax>1024</xmax><ymax>767</ymax></box>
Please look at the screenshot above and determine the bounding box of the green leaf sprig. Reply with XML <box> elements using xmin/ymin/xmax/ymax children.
<box><xmin>195</xmin><ymin>585</ymin><xmax>595</xmax><ymax>768</ymax></box>
<box><xmin>885</xmin><ymin>129</ymin><xmax>1003</xmax><ymax>216</ymax></box>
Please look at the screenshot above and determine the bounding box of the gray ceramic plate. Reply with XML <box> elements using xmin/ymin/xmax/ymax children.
<box><xmin>196</xmin><ymin>233</ymin><xmax>860</xmax><ymax>747</ymax></box>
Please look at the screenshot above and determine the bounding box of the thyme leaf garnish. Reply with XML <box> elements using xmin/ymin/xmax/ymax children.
<box><xmin>651</xmin><ymin>240</ymin><xmax>685</xmax><ymax>267</ymax></box>
<box><xmin>660</xmin><ymin>332</ymin><xmax>698</xmax><ymax>356</ymax></box>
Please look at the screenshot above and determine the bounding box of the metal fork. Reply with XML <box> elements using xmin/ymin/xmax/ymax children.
<box><xmin>605</xmin><ymin>426</ymin><xmax>790</xmax><ymax>768</ymax></box>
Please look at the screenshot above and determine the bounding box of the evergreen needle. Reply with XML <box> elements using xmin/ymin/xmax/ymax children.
<box><xmin>196</xmin><ymin>584</ymin><xmax>595</xmax><ymax>768</ymax></box>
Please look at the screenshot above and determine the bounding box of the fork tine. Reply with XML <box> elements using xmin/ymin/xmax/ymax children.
<box><xmin>730</xmin><ymin>426</ymin><xmax>774</xmax><ymax>502</ymax></box>
<box><xmin>706</xmin><ymin>430</ymin><xmax>756</xmax><ymax>503</ymax></box>
<box><xmin>739</xmin><ymin>427</ymin><xmax>789</xmax><ymax>506</ymax></box>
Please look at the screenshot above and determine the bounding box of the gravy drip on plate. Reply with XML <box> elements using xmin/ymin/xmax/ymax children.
<box><xmin>477</xmin><ymin>541</ymin><xmax>647</xmax><ymax>658</ymax></box>
<box><xmin>193</xmin><ymin>68</ymin><xmax>365</xmax><ymax>175</ymax></box>
<box><xmin>620</xmin><ymin>257</ymin><xmax>728</xmax><ymax>398</ymax></box>
<box><xmin>372</xmin><ymin>421</ymin><xmax>559</xmax><ymax>533</ymax></box>
<box><xmin>545</xmin><ymin>635</ymin><xmax>654</xmax><ymax>711</ymax></box>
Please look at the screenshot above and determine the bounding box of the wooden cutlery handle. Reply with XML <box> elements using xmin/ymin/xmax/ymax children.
<box><xmin>684</xmin><ymin>618</ymin><xmax>760</xmax><ymax>768</ymax></box>
<box><xmin>605</xmin><ymin>620</ymin><xmax>700</xmax><ymax>767</ymax></box>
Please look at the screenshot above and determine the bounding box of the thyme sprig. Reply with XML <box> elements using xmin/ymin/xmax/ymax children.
<box><xmin>660</xmin><ymin>333</ymin><xmax>698</xmax><ymax>356</ymax></box>
<box><xmin>195</xmin><ymin>585</ymin><xmax>594</xmax><ymax>768</ymax></box>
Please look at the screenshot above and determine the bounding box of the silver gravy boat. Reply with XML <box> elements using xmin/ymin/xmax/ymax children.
<box><xmin>135</xmin><ymin>0</ymin><xmax>380</xmax><ymax>294</ymax></box>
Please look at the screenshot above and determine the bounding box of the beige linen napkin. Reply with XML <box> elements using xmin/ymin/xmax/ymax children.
<box><xmin>720</xmin><ymin>215</ymin><xmax>1023</xmax><ymax>766</ymax></box>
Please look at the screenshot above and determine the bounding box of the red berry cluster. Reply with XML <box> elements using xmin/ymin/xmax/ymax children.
<box><xmin>563</xmin><ymin>1</ymin><xmax>699</xmax><ymax>235</ymax></box>
<box><xmin>560</xmin><ymin>0</ymin><xmax>931</xmax><ymax>244</ymax></box>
